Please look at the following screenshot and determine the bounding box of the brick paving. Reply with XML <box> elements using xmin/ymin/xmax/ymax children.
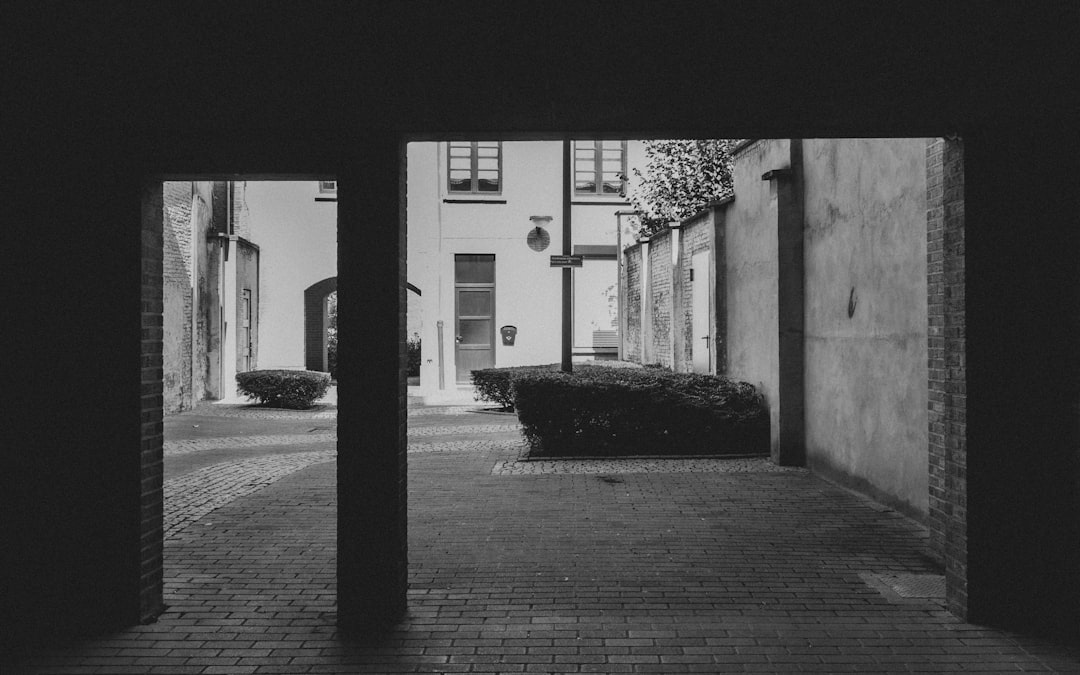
<box><xmin>6</xmin><ymin>401</ymin><xmax>1080</xmax><ymax>673</ymax></box>
<box><xmin>493</xmin><ymin>457</ymin><xmax>806</xmax><ymax>476</ymax></box>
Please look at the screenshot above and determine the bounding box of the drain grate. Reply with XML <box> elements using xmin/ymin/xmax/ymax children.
<box><xmin>862</xmin><ymin>573</ymin><xmax>945</xmax><ymax>601</ymax></box>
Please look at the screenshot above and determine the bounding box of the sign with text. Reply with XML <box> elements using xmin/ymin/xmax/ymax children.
<box><xmin>549</xmin><ymin>254</ymin><xmax>584</xmax><ymax>268</ymax></box>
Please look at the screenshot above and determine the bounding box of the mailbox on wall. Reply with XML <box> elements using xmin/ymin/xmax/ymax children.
<box><xmin>500</xmin><ymin>325</ymin><xmax>517</xmax><ymax>346</ymax></box>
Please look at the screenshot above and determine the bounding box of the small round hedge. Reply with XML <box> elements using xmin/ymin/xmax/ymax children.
<box><xmin>236</xmin><ymin>369</ymin><xmax>331</xmax><ymax>409</ymax></box>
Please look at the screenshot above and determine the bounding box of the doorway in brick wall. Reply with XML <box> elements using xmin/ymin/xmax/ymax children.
<box><xmin>142</xmin><ymin>177</ymin><xmax>339</xmax><ymax>625</ymax></box>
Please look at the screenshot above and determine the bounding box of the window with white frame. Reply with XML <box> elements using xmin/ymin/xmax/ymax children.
<box><xmin>574</xmin><ymin>140</ymin><xmax>626</xmax><ymax>196</ymax></box>
<box><xmin>318</xmin><ymin>180</ymin><xmax>337</xmax><ymax>195</ymax></box>
<box><xmin>447</xmin><ymin>141</ymin><xmax>502</xmax><ymax>193</ymax></box>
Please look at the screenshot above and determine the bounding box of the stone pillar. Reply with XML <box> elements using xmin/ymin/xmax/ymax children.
<box><xmin>711</xmin><ymin>201</ymin><xmax>729</xmax><ymax>376</ymax></box>
<box><xmin>337</xmin><ymin>135</ymin><xmax>409</xmax><ymax>631</ymax></box>
<box><xmin>770</xmin><ymin>139</ymin><xmax>806</xmax><ymax>466</ymax></box>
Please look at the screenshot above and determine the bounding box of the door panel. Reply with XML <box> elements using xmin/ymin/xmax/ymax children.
<box><xmin>455</xmin><ymin>287</ymin><xmax>494</xmax><ymax>382</ymax></box>
<box><xmin>458</xmin><ymin>290</ymin><xmax>493</xmax><ymax>317</ymax></box>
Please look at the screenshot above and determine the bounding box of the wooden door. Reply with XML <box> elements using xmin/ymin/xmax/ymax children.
<box><xmin>691</xmin><ymin>250</ymin><xmax>712</xmax><ymax>373</ymax></box>
<box><xmin>455</xmin><ymin>287</ymin><xmax>494</xmax><ymax>382</ymax></box>
<box><xmin>454</xmin><ymin>254</ymin><xmax>495</xmax><ymax>383</ymax></box>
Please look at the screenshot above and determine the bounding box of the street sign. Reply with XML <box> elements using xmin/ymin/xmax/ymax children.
<box><xmin>549</xmin><ymin>254</ymin><xmax>583</xmax><ymax>267</ymax></box>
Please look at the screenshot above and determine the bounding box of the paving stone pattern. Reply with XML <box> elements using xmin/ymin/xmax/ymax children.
<box><xmin>164</xmin><ymin>451</ymin><xmax>335</xmax><ymax>538</ymax></box>
<box><xmin>165</xmin><ymin>434</ymin><xmax>337</xmax><ymax>456</ymax></box>
<box><xmin>204</xmin><ymin>405</ymin><xmax>339</xmax><ymax>420</ymax></box>
<box><xmin>408</xmin><ymin>423</ymin><xmax>521</xmax><ymax>437</ymax></box>
<box><xmin>9</xmin><ymin>403</ymin><xmax>1080</xmax><ymax>673</ymax></box>
<box><xmin>494</xmin><ymin>457</ymin><xmax>807</xmax><ymax>476</ymax></box>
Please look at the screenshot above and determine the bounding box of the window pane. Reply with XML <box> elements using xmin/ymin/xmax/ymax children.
<box><xmin>602</xmin><ymin>140</ymin><xmax>623</xmax><ymax>150</ymax></box>
<box><xmin>477</xmin><ymin>146</ymin><xmax>500</xmax><ymax>157</ymax></box>
<box><xmin>477</xmin><ymin>157</ymin><xmax>498</xmax><ymax>171</ymax></box>
<box><xmin>576</xmin><ymin>180</ymin><xmax>596</xmax><ymax>193</ymax></box>
<box><xmin>448</xmin><ymin>177</ymin><xmax>471</xmax><ymax>191</ymax></box>
<box><xmin>575</xmin><ymin>160</ymin><xmax>595</xmax><ymax>172</ymax></box>
<box><xmin>603</xmin><ymin>159</ymin><xmax>623</xmax><ymax>172</ymax></box>
<box><xmin>450</xmin><ymin>157</ymin><xmax>472</xmax><ymax>170</ymax></box>
<box><xmin>455</xmin><ymin>254</ymin><xmax>495</xmax><ymax>283</ymax></box>
<box><xmin>602</xmin><ymin>180</ymin><xmax>622</xmax><ymax>193</ymax></box>
<box><xmin>602</xmin><ymin>149</ymin><xmax>623</xmax><ymax>160</ymax></box>
<box><xmin>459</xmin><ymin>319</ymin><xmax>491</xmax><ymax>345</ymax></box>
<box><xmin>449</xmin><ymin>144</ymin><xmax>473</xmax><ymax>156</ymax></box>
<box><xmin>477</xmin><ymin>177</ymin><xmax>500</xmax><ymax>192</ymax></box>
<box><xmin>458</xmin><ymin>290</ymin><xmax>492</xmax><ymax>316</ymax></box>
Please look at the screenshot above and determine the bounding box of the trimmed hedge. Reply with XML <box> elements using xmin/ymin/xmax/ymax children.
<box><xmin>236</xmin><ymin>369</ymin><xmax>331</xmax><ymax>409</ymax></box>
<box><xmin>512</xmin><ymin>368</ymin><xmax>768</xmax><ymax>457</ymax></box>
<box><xmin>472</xmin><ymin>364</ymin><xmax>559</xmax><ymax>410</ymax></box>
<box><xmin>472</xmin><ymin>363</ymin><xmax>624</xmax><ymax>410</ymax></box>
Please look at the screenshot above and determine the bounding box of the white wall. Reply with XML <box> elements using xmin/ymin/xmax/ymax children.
<box><xmin>407</xmin><ymin>140</ymin><xmax>645</xmax><ymax>397</ymax></box>
<box><xmin>246</xmin><ymin>181</ymin><xmax>337</xmax><ymax>370</ymax></box>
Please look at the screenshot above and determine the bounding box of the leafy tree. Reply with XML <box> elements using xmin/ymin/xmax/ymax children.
<box><xmin>326</xmin><ymin>291</ymin><xmax>337</xmax><ymax>379</ymax></box>
<box><xmin>628</xmin><ymin>139</ymin><xmax>737</xmax><ymax>237</ymax></box>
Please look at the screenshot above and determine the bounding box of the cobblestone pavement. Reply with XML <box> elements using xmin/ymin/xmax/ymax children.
<box><xmin>8</xmin><ymin>400</ymin><xmax>1080</xmax><ymax>674</ymax></box>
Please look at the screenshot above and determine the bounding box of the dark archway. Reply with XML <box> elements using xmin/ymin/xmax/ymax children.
<box><xmin>304</xmin><ymin>277</ymin><xmax>337</xmax><ymax>372</ymax></box>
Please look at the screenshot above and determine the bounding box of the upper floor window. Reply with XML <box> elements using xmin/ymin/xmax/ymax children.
<box><xmin>448</xmin><ymin>141</ymin><xmax>502</xmax><ymax>194</ymax></box>
<box><xmin>318</xmin><ymin>180</ymin><xmax>337</xmax><ymax>195</ymax></box>
<box><xmin>574</xmin><ymin>140</ymin><xmax>626</xmax><ymax>196</ymax></box>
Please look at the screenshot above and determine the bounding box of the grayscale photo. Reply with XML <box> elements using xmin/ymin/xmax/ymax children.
<box><xmin>5</xmin><ymin>2</ymin><xmax>1078</xmax><ymax>673</ymax></box>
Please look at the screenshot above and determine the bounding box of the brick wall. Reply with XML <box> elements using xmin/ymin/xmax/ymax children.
<box><xmin>139</xmin><ymin>181</ymin><xmax>166</xmax><ymax>623</ymax></box>
<box><xmin>647</xmin><ymin>232</ymin><xmax>672</xmax><ymax>368</ymax></box>
<box><xmin>162</xmin><ymin>181</ymin><xmax>193</xmax><ymax>412</ymax></box>
<box><xmin>232</xmin><ymin>181</ymin><xmax>252</xmax><ymax>239</ymax></box>
<box><xmin>926</xmin><ymin>137</ymin><xmax>967</xmax><ymax>617</ymax></box>
<box><xmin>623</xmin><ymin>244</ymin><xmax>642</xmax><ymax>363</ymax></box>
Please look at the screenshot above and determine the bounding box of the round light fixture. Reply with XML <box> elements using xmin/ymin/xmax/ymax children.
<box><xmin>527</xmin><ymin>215</ymin><xmax>553</xmax><ymax>252</ymax></box>
<box><xmin>527</xmin><ymin>226</ymin><xmax>550</xmax><ymax>252</ymax></box>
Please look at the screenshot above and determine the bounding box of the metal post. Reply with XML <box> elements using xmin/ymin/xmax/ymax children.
<box><xmin>561</xmin><ymin>138</ymin><xmax>573</xmax><ymax>373</ymax></box>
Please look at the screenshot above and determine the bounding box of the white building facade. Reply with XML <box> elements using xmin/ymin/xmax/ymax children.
<box><xmin>407</xmin><ymin>140</ymin><xmax>645</xmax><ymax>402</ymax></box>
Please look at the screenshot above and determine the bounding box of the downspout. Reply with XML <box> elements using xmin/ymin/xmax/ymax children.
<box><xmin>436</xmin><ymin>143</ymin><xmax>446</xmax><ymax>390</ymax></box>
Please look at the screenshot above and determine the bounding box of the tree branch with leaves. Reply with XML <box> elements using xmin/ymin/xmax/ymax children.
<box><xmin>628</xmin><ymin>139</ymin><xmax>737</xmax><ymax>238</ymax></box>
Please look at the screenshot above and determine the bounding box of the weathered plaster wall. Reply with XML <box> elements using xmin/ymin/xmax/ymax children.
<box><xmin>801</xmin><ymin>138</ymin><xmax>929</xmax><ymax>516</ymax></box>
<box><xmin>724</xmin><ymin>139</ymin><xmax>786</xmax><ymax>451</ymax></box>
<box><xmin>246</xmin><ymin>181</ymin><xmax>337</xmax><ymax>370</ymax></box>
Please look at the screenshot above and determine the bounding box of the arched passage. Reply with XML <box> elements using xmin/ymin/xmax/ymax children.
<box><xmin>304</xmin><ymin>276</ymin><xmax>337</xmax><ymax>372</ymax></box>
